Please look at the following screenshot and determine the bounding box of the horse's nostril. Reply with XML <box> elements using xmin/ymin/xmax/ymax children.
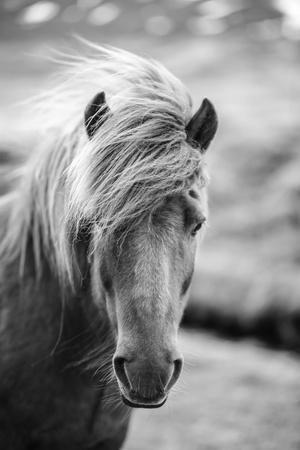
<box><xmin>174</xmin><ymin>358</ymin><xmax>183</xmax><ymax>377</ymax></box>
<box><xmin>113</xmin><ymin>356</ymin><xmax>131</xmax><ymax>390</ymax></box>
<box><xmin>166</xmin><ymin>357</ymin><xmax>183</xmax><ymax>391</ymax></box>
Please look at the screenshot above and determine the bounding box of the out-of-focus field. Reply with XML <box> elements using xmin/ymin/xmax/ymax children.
<box><xmin>125</xmin><ymin>329</ymin><xmax>300</xmax><ymax>450</ymax></box>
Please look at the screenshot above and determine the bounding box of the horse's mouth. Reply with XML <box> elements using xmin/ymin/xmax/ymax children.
<box><xmin>121</xmin><ymin>393</ymin><xmax>167</xmax><ymax>409</ymax></box>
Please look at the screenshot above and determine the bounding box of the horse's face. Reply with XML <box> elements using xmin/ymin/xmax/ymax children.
<box><xmin>100</xmin><ymin>182</ymin><xmax>207</xmax><ymax>408</ymax></box>
<box><xmin>84</xmin><ymin>91</ymin><xmax>217</xmax><ymax>408</ymax></box>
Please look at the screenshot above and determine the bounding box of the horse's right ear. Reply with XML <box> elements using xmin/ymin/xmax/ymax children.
<box><xmin>84</xmin><ymin>91</ymin><xmax>110</xmax><ymax>139</ymax></box>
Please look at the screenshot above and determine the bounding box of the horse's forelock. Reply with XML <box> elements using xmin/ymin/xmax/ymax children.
<box><xmin>67</xmin><ymin>97</ymin><xmax>204</xmax><ymax>257</ymax></box>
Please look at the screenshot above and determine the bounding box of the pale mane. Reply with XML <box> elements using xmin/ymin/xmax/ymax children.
<box><xmin>0</xmin><ymin>43</ymin><xmax>207</xmax><ymax>287</ymax></box>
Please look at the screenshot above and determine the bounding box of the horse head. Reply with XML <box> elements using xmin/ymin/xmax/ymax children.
<box><xmin>82</xmin><ymin>90</ymin><xmax>217</xmax><ymax>408</ymax></box>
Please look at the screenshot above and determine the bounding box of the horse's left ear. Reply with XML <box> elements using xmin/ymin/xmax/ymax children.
<box><xmin>84</xmin><ymin>91</ymin><xmax>110</xmax><ymax>139</ymax></box>
<box><xmin>186</xmin><ymin>98</ymin><xmax>218</xmax><ymax>152</ymax></box>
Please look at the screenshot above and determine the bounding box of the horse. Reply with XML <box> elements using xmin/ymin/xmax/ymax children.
<box><xmin>0</xmin><ymin>44</ymin><xmax>218</xmax><ymax>449</ymax></box>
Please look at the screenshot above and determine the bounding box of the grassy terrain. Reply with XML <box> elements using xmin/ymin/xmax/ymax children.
<box><xmin>125</xmin><ymin>329</ymin><xmax>300</xmax><ymax>450</ymax></box>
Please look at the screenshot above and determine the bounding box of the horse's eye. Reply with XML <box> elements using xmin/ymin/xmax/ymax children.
<box><xmin>191</xmin><ymin>221</ymin><xmax>204</xmax><ymax>236</ymax></box>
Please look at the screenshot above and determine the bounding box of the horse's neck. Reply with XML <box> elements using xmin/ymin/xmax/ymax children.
<box><xmin>2</xmin><ymin>249</ymin><xmax>113</xmax><ymax>368</ymax></box>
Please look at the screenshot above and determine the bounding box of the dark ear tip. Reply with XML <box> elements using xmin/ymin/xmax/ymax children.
<box><xmin>95</xmin><ymin>91</ymin><xmax>106</xmax><ymax>104</ymax></box>
<box><xmin>85</xmin><ymin>91</ymin><xmax>109</xmax><ymax>139</ymax></box>
<box><xmin>186</xmin><ymin>97</ymin><xmax>218</xmax><ymax>152</ymax></box>
<box><xmin>203</xmin><ymin>98</ymin><xmax>217</xmax><ymax>115</ymax></box>
<box><xmin>201</xmin><ymin>98</ymin><xmax>218</xmax><ymax>127</ymax></box>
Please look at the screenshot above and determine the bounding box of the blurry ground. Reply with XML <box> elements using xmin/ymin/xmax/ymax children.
<box><xmin>125</xmin><ymin>329</ymin><xmax>300</xmax><ymax>450</ymax></box>
<box><xmin>1</xmin><ymin>1</ymin><xmax>300</xmax><ymax>448</ymax></box>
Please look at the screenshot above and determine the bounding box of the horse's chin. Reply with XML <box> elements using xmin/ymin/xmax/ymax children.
<box><xmin>121</xmin><ymin>393</ymin><xmax>168</xmax><ymax>409</ymax></box>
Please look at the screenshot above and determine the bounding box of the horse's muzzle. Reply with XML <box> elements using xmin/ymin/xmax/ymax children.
<box><xmin>121</xmin><ymin>393</ymin><xmax>167</xmax><ymax>409</ymax></box>
<box><xmin>113</xmin><ymin>354</ymin><xmax>183</xmax><ymax>409</ymax></box>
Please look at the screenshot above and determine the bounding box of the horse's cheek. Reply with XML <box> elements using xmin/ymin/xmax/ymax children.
<box><xmin>105</xmin><ymin>292</ymin><xmax>118</xmax><ymax>333</ymax></box>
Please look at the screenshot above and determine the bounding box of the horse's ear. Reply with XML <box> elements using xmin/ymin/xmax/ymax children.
<box><xmin>186</xmin><ymin>98</ymin><xmax>218</xmax><ymax>152</ymax></box>
<box><xmin>84</xmin><ymin>91</ymin><xmax>110</xmax><ymax>139</ymax></box>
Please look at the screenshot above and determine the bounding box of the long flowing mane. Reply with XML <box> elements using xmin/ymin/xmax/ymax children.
<box><xmin>0</xmin><ymin>43</ymin><xmax>207</xmax><ymax>288</ymax></box>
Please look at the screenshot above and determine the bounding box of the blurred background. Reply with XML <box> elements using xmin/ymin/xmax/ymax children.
<box><xmin>1</xmin><ymin>0</ymin><xmax>300</xmax><ymax>448</ymax></box>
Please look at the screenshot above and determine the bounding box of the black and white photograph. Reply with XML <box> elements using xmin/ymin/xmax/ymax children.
<box><xmin>0</xmin><ymin>0</ymin><xmax>299</xmax><ymax>449</ymax></box>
